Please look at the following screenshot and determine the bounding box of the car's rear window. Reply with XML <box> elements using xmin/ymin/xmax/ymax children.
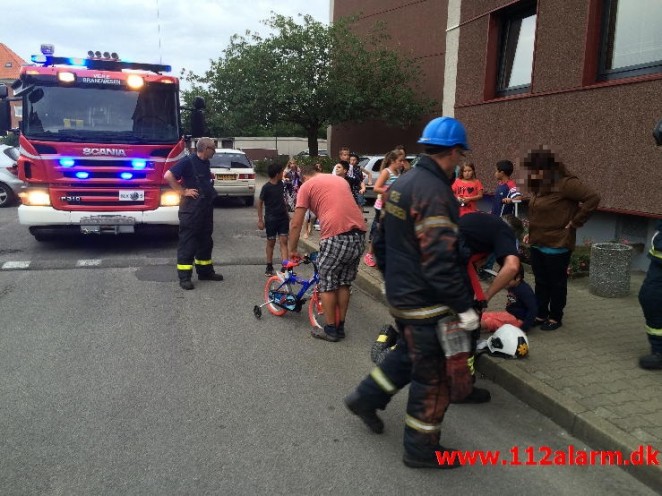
<box><xmin>3</xmin><ymin>147</ymin><xmax>19</xmax><ymax>162</ymax></box>
<box><xmin>210</xmin><ymin>153</ymin><xmax>252</xmax><ymax>169</ymax></box>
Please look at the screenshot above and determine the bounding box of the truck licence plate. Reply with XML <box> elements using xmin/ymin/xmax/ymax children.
<box><xmin>119</xmin><ymin>190</ymin><xmax>145</xmax><ymax>201</ymax></box>
<box><xmin>80</xmin><ymin>215</ymin><xmax>136</xmax><ymax>225</ymax></box>
<box><xmin>215</xmin><ymin>174</ymin><xmax>237</xmax><ymax>181</ymax></box>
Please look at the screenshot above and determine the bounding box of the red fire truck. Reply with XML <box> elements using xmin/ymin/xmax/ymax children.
<box><xmin>0</xmin><ymin>46</ymin><xmax>204</xmax><ymax>240</ymax></box>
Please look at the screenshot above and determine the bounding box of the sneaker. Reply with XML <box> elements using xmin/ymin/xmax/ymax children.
<box><xmin>198</xmin><ymin>273</ymin><xmax>224</xmax><ymax>281</ymax></box>
<box><xmin>452</xmin><ymin>387</ymin><xmax>491</xmax><ymax>404</ymax></box>
<box><xmin>364</xmin><ymin>253</ymin><xmax>377</xmax><ymax>267</ymax></box>
<box><xmin>344</xmin><ymin>391</ymin><xmax>384</xmax><ymax>434</ymax></box>
<box><xmin>265</xmin><ymin>265</ymin><xmax>275</xmax><ymax>277</ymax></box>
<box><xmin>639</xmin><ymin>353</ymin><xmax>662</xmax><ymax>370</ymax></box>
<box><xmin>311</xmin><ymin>324</ymin><xmax>339</xmax><ymax>342</ymax></box>
<box><xmin>403</xmin><ymin>448</ymin><xmax>462</xmax><ymax>469</ymax></box>
<box><xmin>337</xmin><ymin>321</ymin><xmax>345</xmax><ymax>339</ymax></box>
<box><xmin>179</xmin><ymin>280</ymin><xmax>194</xmax><ymax>290</ymax></box>
<box><xmin>314</xmin><ymin>223</ymin><xmax>321</xmax><ymax>231</ymax></box>
<box><xmin>540</xmin><ymin>319</ymin><xmax>562</xmax><ymax>331</ymax></box>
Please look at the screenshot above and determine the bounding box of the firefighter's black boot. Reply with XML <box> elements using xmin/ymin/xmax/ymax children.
<box><xmin>178</xmin><ymin>268</ymin><xmax>194</xmax><ymax>290</ymax></box>
<box><xmin>640</xmin><ymin>352</ymin><xmax>662</xmax><ymax>370</ymax></box>
<box><xmin>344</xmin><ymin>390</ymin><xmax>384</xmax><ymax>434</ymax></box>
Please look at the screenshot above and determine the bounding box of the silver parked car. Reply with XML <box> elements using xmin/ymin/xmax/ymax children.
<box><xmin>0</xmin><ymin>145</ymin><xmax>22</xmax><ymax>207</ymax></box>
<box><xmin>210</xmin><ymin>148</ymin><xmax>256</xmax><ymax>206</ymax></box>
<box><xmin>359</xmin><ymin>154</ymin><xmax>418</xmax><ymax>200</ymax></box>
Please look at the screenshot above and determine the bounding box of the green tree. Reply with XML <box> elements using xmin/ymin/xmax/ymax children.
<box><xmin>182</xmin><ymin>14</ymin><xmax>434</xmax><ymax>156</ymax></box>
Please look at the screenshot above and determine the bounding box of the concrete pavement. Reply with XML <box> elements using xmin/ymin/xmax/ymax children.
<box><xmin>299</xmin><ymin>232</ymin><xmax>662</xmax><ymax>492</ymax></box>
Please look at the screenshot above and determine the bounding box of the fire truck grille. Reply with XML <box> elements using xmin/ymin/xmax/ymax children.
<box><xmin>54</xmin><ymin>188</ymin><xmax>154</xmax><ymax>208</ymax></box>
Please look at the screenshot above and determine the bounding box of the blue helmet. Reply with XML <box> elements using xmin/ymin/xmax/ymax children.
<box><xmin>418</xmin><ymin>116</ymin><xmax>470</xmax><ymax>150</ymax></box>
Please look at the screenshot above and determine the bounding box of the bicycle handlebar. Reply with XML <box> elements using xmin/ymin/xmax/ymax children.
<box><xmin>282</xmin><ymin>254</ymin><xmax>312</xmax><ymax>269</ymax></box>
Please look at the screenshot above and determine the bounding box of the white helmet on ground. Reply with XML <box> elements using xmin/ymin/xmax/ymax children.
<box><xmin>487</xmin><ymin>324</ymin><xmax>529</xmax><ymax>358</ymax></box>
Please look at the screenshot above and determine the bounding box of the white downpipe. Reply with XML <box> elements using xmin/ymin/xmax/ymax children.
<box><xmin>443</xmin><ymin>0</ymin><xmax>462</xmax><ymax>117</ymax></box>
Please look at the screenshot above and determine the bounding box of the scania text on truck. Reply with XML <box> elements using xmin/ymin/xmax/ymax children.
<box><xmin>0</xmin><ymin>45</ymin><xmax>205</xmax><ymax>240</ymax></box>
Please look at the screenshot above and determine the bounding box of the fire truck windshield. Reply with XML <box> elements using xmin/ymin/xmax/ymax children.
<box><xmin>23</xmin><ymin>84</ymin><xmax>179</xmax><ymax>143</ymax></box>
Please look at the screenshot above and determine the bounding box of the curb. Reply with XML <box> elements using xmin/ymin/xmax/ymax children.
<box><xmin>477</xmin><ymin>357</ymin><xmax>662</xmax><ymax>491</ymax></box>
<box><xmin>298</xmin><ymin>236</ymin><xmax>662</xmax><ymax>492</ymax></box>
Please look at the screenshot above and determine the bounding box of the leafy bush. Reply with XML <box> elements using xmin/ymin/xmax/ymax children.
<box><xmin>0</xmin><ymin>134</ymin><xmax>18</xmax><ymax>146</ymax></box>
<box><xmin>253</xmin><ymin>155</ymin><xmax>290</xmax><ymax>175</ymax></box>
<box><xmin>568</xmin><ymin>245</ymin><xmax>590</xmax><ymax>278</ymax></box>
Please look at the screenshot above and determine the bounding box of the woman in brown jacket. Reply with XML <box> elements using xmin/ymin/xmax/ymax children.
<box><xmin>522</xmin><ymin>147</ymin><xmax>600</xmax><ymax>331</ymax></box>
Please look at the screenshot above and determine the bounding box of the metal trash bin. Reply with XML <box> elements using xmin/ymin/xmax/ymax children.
<box><xmin>589</xmin><ymin>242</ymin><xmax>633</xmax><ymax>298</ymax></box>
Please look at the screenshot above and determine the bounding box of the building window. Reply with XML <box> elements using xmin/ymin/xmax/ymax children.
<box><xmin>599</xmin><ymin>0</ymin><xmax>662</xmax><ymax>80</ymax></box>
<box><xmin>4</xmin><ymin>62</ymin><xmax>12</xmax><ymax>68</ymax></box>
<box><xmin>14</xmin><ymin>105</ymin><xmax>22</xmax><ymax>118</ymax></box>
<box><xmin>496</xmin><ymin>2</ymin><xmax>537</xmax><ymax>96</ymax></box>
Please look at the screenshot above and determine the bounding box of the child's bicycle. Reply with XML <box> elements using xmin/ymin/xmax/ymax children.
<box><xmin>252</xmin><ymin>252</ymin><xmax>339</xmax><ymax>328</ymax></box>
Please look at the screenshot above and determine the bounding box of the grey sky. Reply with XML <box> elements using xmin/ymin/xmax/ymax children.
<box><xmin>2</xmin><ymin>0</ymin><xmax>330</xmax><ymax>86</ymax></box>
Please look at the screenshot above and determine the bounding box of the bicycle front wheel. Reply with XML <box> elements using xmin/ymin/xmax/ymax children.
<box><xmin>265</xmin><ymin>276</ymin><xmax>288</xmax><ymax>316</ymax></box>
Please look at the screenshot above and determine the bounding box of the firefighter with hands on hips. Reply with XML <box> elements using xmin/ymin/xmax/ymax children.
<box><xmin>639</xmin><ymin>121</ymin><xmax>662</xmax><ymax>369</ymax></box>
<box><xmin>164</xmin><ymin>137</ymin><xmax>224</xmax><ymax>290</ymax></box>
<box><xmin>344</xmin><ymin>117</ymin><xmax>481</xmax><ymax>469</ymax></box>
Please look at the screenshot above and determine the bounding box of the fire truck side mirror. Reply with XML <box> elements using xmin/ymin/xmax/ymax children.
<box><xmin>0</xmin><ymin>100</ymin><xmax>11</xmax><ymax>135</ymax></box>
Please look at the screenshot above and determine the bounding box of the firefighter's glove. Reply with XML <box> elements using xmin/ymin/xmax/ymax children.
<box><xmin>457</xmin><ymin>308</ymin><xmax>480</xmax><ymax>332</ymax></box>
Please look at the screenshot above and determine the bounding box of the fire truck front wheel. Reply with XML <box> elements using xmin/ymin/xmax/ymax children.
<box><xmin>29</xmin><ymin>227</ymin><xmax>56</xmax><ymax>242</ymax></box>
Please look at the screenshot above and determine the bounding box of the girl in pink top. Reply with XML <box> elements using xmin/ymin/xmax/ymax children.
<box><xmin>364</xmin><ymin>149</ymin><xmax>406</xmax><ymax>267</ymax></box>
<box><xmin>452</xmin><ymin>162</ymin><xmax>484</xmax><ymax>216</ymax></box>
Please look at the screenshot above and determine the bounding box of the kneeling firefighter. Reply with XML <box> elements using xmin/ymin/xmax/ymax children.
<box><xmin>164</xmin><ymin>137</ymin><xmax>224</xmax><ymax>290</ymax></box>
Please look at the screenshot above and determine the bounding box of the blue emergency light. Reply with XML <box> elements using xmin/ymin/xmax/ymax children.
<box><xmin>120</xmin><ymin>172</ymin><xmax>133</xmax><ymax>180</ymax></box>
<box><xmin>59</xmin><ymin>158</ymin><xmax>75</xmax><ymax>168</ymax></box>
<box><xmin>131</xmin><ymin>159</ymin><xmax>147</xmax><ymax>169</ymax></box>
<box><xmin>75</xmin><ymin>171</ymin><xmax>90</xmax><ymax>179</ymax></box>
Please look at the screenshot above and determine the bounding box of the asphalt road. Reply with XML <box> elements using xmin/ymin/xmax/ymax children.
<box><xmin>0</xmin><ymin>189</ymin><xmax>657</xmax><ymax>495</ymax></box>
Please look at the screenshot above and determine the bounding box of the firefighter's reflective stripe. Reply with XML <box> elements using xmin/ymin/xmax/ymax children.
<box><xmin>377</xmin><ymin>334</ymin><xmax>389</xmax><ymax>343</ymax></box>
<box><xmin>177</xmin><ymin>264</ymin><xmax>193</xmax><ymax>270</ymax></box>
<box><xmin>649</xmin><ymin>248</ymin><xmax>662</xmax><ymax>261</ymax></box>
<box><xmin>389</xmin><ymin>305</ymin><xmax>451</xmax><ymax>321</ymax></box>
<box><xmin>405</xmin><ymin>414</ymin><xmax>442</xmax><ymax>433</ymax></box>
<box><xmin>370</xmin><ymin>367</ymin><xmax>397</xmax><ymax>394</ymax></box>
<box><xmin>414</xmin><ymin>216</ymin><xmax>458</xmax><ymax>234</ymax></box>
<box><xmin>467</xmin><ymin>355</ymin><xmax>475</xmax><ymax>374</ymax></box>
<box><xmin>195</xmin><ymin>259</ymin><xmax>213</xmax><ymax>265</ymax></box>
<box><xmin>646</xmin><ymin>325</ymin><xmax>662</xmax><ymax>337</ymax></box>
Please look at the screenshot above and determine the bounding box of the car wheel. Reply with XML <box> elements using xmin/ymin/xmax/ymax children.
<box><xmin>0</xmin><ymin>182</ymin><xmax>15</xmax><ymax>207</ymax></box>
<box><xmin>244</xmin><ymin>195</ymin><xmax>255</xmax><ymax>207</ymax></box>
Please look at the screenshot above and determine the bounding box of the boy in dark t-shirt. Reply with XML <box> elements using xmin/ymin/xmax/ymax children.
<box><xmin>481</xmin><ymin>265</ymin><xmax>537</xmax><ymax>332</ymax></box>
<box><xmin>257</xmin><ymin>162</ymin><xmax>290</xmax><ymax>276</ymax></box>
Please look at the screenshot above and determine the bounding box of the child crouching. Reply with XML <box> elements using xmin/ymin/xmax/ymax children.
<box><xmin>481</xmin><ymin>264</ymin><xmax>537</xmax><ymax>332</ymax></box>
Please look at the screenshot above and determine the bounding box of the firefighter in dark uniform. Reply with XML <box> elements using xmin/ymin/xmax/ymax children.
<box><xmin>639</xmin><ymin>121</ymin><xmax>662</xmax><ymax>369</ymax></box>
<box><xmin>164</xmin><ymin>137</ymin><xmax>223</xmax><ymax>290</ymax></box>
<box><xmin>344</xmin><ymin>117</ymin><xmax>481</xmax><ymax>469</ymax></box>
<box><xmin>639</xmin><ymin>219</ymin><xmax>662</xmax><ymax>369</ymax></box>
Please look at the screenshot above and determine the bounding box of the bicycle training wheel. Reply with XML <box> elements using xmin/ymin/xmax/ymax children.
<box><xmin>308</xmin><ymin>288</ymin><xmax>340</xmax><ymax>328</ymax></box>
<box><xmin>265</xmin><ymin>276</ymin><xmax>287</xmax><ymax>316</ymax></box>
